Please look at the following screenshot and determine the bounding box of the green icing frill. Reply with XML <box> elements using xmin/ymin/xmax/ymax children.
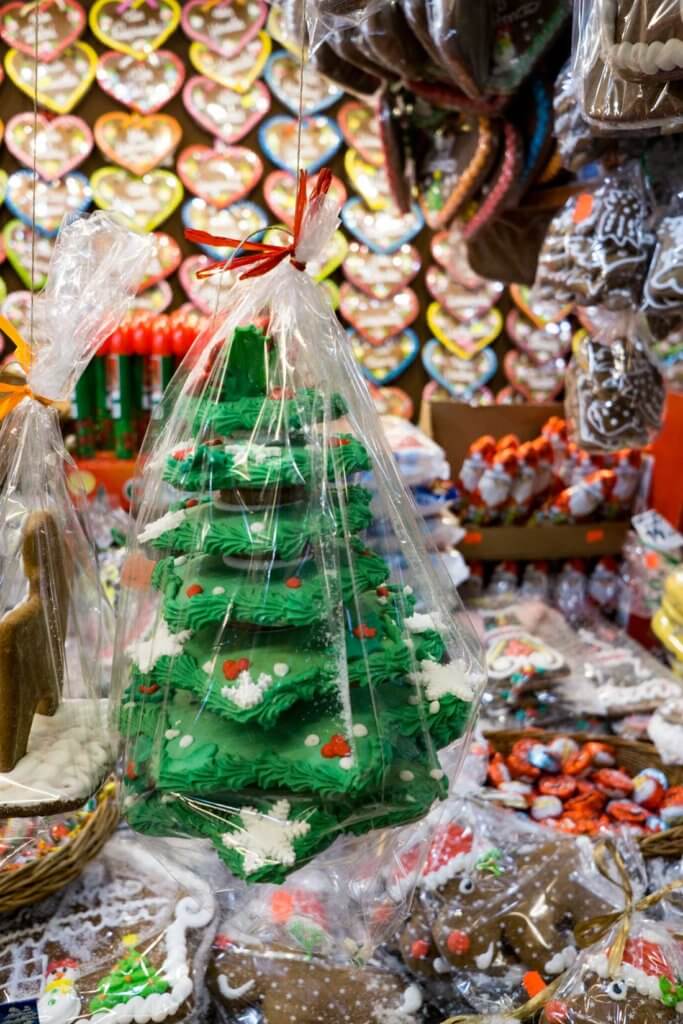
<box><xmin>144</xmin><ymin>485</ymin><xmax>373</xmax><ymax>562</ymax></box>
<box><xmin>163</xmin><ymin>434</ymin><xmax>370</xmax><ymax>492</ymax></box>
<box><xmin>189</xmin><ymin>389</ymin><xmax>348</xmax><ymax>437</ymax></box>
<box><xmin>152</xmin><ymin>542</ymin><xmax>390</xmax><ymax>630</ymax></box>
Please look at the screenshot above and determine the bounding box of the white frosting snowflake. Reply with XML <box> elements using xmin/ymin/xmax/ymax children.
<box><xmin>410</xmin><ymin>659</ymin><xmax>474</xmax><ymax>703</ymax></box>
<box><xmin>221</xmin><ymin>670</ymin><xmax>274</xmax><ymax>709</ymax></box>
<box><xmin>222</xmin><ymin>800</ymin><xmax>310</xmax><ymax>875</ymax></box>
<box><xmin>138</xmin><ymin>503</ymin><xmax>202</xmax><ymax>544</ymax></box>
<box><xmin>128</xmin><ymin>619</ymin><xmax>192</xmax><ymax>673</ymax></box>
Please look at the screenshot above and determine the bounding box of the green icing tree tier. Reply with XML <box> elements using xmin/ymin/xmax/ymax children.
<box><xmin>122</xmin><ymin>325</ymin><xmax>475</xmax><ymax>882</ymax></box>
<box><xmin>89</xmin><ymin>944</ymin><xmax>169</xmax><ymax>1014</ymax></box>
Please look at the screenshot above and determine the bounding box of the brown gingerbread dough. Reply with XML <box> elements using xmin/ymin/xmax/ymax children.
<box><xmin>0</xmin><ymin>510</ymin><xmax>71</xmax><ymax>772</ymax></box>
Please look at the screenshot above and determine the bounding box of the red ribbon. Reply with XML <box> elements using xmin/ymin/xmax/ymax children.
<box><xmin>185</xmin><ymin>168</ymin><xmax>333</xmax><ymax>280</ymax></box>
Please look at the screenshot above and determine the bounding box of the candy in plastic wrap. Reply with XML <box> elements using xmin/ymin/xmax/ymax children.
<box><xmin>457</xmin><ymin>435</ymin><xmax>496</xmax><ymax>499</ymax></box>
<box><xmin>539</xmin><ymin>470</ymin><xmax>616</xmax><ymax>523</ymax></box>
<box><xmin>113</xmin><ymin>171</ymin><xmax>485</xmax><ymax>889</ymax></box>
<box><xmin>466</xmin><ymin>448</ymin><xmax>518</xmax><ymax>524</ymax></box>
<box><xmin>503</xmin><ymin>441</ymin><xmax>537</xmax><ymax>523</ymax></box>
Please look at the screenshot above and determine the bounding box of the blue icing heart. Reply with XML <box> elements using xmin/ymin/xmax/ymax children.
<box><xmin>182</xmin><ymin>199</ymin><xmax>268</xmax><ymax>260</ymax></box>
<box><xmin>259</xmin><ymin>115</ymin><xmax>343</xmax><ymax>173</ymax></box>
<box><xmin>349</xmin><ymin>327</ymin><xmax>419</xmax><ymax>385</ymax></box>
<box><xmin>264</xmin><ymin>50</ymin><xmax>343</xmax><ymax>115</ymax></box>
<box><xmin>341</xmin><ymin>197</ymin><xmax>424</xmax><ymax>254</ymax></box>
<box><xmin>421</xmin><ymin>339</ymin><xmax>497</xmax><ymax>399</ymax></box>
<box><xmin>6</xmin><ymin>170</ymin><xmax>92</xmax><ymax>238</ymax></box>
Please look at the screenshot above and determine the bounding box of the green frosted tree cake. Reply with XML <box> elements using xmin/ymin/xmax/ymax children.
<box><xmin>120</xmin><ymin>324</ymin><xmax>478</xmax><ymax>882</ymax></box>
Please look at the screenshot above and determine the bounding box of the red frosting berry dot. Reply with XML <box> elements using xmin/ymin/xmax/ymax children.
<box><xmin>223</xmin><ymin>660</ymin><xmax>241</xmax><ymax>681</ymax></box>
<box><xmin>237</xmin><ymin>658</ymin><xmax>250</xmax><ymax>672</ymax></box>
<box><xmin>138</xmin><ymin>684</ymin><xmax>159</xmax><ymax>695</ymax></box>
<box><xmin>329</xmin><ymin>437</ymin><xmax>350</xmax><ymax>447</ymax></box>
<box><xmin>376</xmin><ymin>586</ymin><xmax>389</xmax><ymax>597</ymax></box>
<box><xmin>411</xmin><ymin>939</ymin><xmax>431</xmax><ymax>959</ymax></box>
<box><xmin>186</xmin><ymin>584</ymin><xmax>203</xmax><ymax>597</ymax></box>
<box><xmin>185</xmin><ymin>498</ymin><xmax>199</xmax><ymax>508</ymax></box>
<box><xmin>172</xmin><ymin>447</ymin><xmax>191</xmax><ymax>461</ymax></box>
<box><xmin>126</xmin><ymin>761</ymin><xmax>138</xmax><ymax>781</ymax></box>
<box><xmin>321</xmin><ymin>734</ymin><xmax>352</xmax><ymax>758</ymax></box>
<box><xmin>446</xmin><ymin>930</ymin><xmax>470</xmax><ymax>955</ymax></box>
<box><xmin>353</xmin><ymin>624</ymin><xmax>377</xmax><ymax>639</ymax></box>
<box><xmin>285</xmin><ymin>577</ymin><xmax>302</xmax><ymax>589</ymax></box>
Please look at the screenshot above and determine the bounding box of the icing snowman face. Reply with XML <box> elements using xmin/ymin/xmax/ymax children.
<box><xmin>38</xmin><ymin>960</ymin><xmax>81</xmax><ymax>1024</ymax></box>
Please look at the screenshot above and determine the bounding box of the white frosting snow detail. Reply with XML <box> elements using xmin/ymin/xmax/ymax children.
<box><xmin>139</xmin><ymin>505</ymin><xmax>200</xmax><ymax>544</ymax></box>
<box><xmin>212</xmin><ymin>586</ymin><xmax>225</xmax><ymax>595</ymax></box>
<box><xmin>475</xmin><ymin>941</ymin><xmax>496</xmax><ymax>970</ymax></box>
<box><xmin>377</xmin><ymin>983</ymin><xmax>424</xmax><ymax>1024</ymax></box>
<box><xmin>405</xmin><ymin>612</ymin><xmax>437</xmax><ymax>633</ymax></box>
<box><xmin>411</xmin><ymin>659</ymin><xmax>474</xmax><ymax>703</ymax></box>
<box><xmin>544</xmin><ymin>945</ymin><xmax>577</xmax><ymax>975</ymax></box>
<box><xmin>221</xmin><ymin>800</ymin><xmax>310</xmax><ymax>875</ymax></box>
<box><xmin>220</xmin><ymin>670</ymin><xmax>274</xmax><ymax>710</ymax></box>
<box><xmin>430</xmin><ymin>769</ymin><xmax>445</xmax><ymax>780</ymax></box>
<box><xmin>304</xmin><ymin>734</ymin><xmax>320</xmax><ymax>747</ymax></box>
<box><xmin>649</xmin><ymin>705</ymin><xmax>683</xmax><ymax>764</ymax></box>
<box><xmin>352</xmin><ymin>723</ymin><xmax>369</xmax><ymax>737</ymax></box>
<box><xmin>600</xmin><ymin>0</ymin><xmax>683</xmax><ymax>78</ymax></box>
<box><xmin>179</xmin><ymin>735</ymin><xmax>194</xmax><ymax>749</ymax></box>
<box><xmin>273</xmin><ymin>663</ymin><xmax>289</xmax><ymax>677</ymax></box>
<box><xmin>586</xmin><ymin>949</ymin><xmax>673</xmax><ymax>1003</ymax></box>
<box><xmin>0</xmin><ymin>700</ymin><xmax>111</xmax><ymax>813</ymax></box>
<box><xmin>400</xmin><ymin>770</ymin><xmax>415</xmax><ymax>782</ymax></box>
<box><xmin>339</xmin><ymin>756</ymin><xmax>353</xmax><ymax>770</ymax></box>
<box><xmin>129</xmin><ymin>619</ymin><xmax>192</xmax><ymax>673</ymax></box>
<box><xmin>165</xmin><ymin>729</ymin><xmax>180</xmax><ymax>740</ymax></box>
<box><xmin>218</xmin><ymin>974</ymin><xmax>255</xmax><ymax>1000</ymax></box>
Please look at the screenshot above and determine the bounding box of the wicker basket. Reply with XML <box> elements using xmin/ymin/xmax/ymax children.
<box><xmin>484</xmin><ymin>729</ymin><xmax>683</xmax><ymax>859</ymax></box>
<box><xmin>0</xmin><ymin>780</ymin><xmax>119</xmax><ymax>913</ymax></box>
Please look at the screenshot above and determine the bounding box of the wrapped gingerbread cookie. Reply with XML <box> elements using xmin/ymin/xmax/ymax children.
<box><xmin>113</xmin><ymin>170</ymin><xmax>485</xmax><ymax>892</ymax></box>
<box><xmin>565</xmin><ymin>322</ymin><xmax>665</xmax><ymax>452</ymax></box>
<box><xmin>0</xmin><ymin>212</ymin><xmax>150</xmax><ymax>818</ymax></box>
<box><xmin>643</xmin><ymin>210</ymin><xmax>683</xmax><ymax>317</ymax></box>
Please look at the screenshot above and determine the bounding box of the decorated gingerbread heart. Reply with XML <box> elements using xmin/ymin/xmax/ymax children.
<box><xmin>265</xmin><ymin>48</ymin><xmax>342</xmax><ymax>115</ymax></box>
<box><xmin>94</xmin><ymin>112</ymin><xmax>182</xmax><ymax>176</ymax></box>
<box><xmin>461</xmin><ymin>122</ymin><xmax>522</xmax><ymax>240</ymax></box>
<box><xmin>3</xmin><ymin>220</ymin><xmax>54</xmax><ymax>290</ymax></box>
<box><xmin>417</xmin><ymin>115</ymin><xmax>498</xmax><ymax>230</ymax></box>
<box><xmin>188</xmin><ymin>33</ymin><xmax>270</xmax><ymax>92</ymax></box>
<box><xmin>341</xmin><ymin>198</ymin><xmax>424</xmax><ymax>254</ymax></box>
<box><xmin>0</xmin><ymin>0</ymin><xmax>85</xmax><ymax>61</ymax></box>
<box><xmin>259</xmin><ymin>115</ymin><xmax>343</xmax><ymax>173</ymax></box>
<box><xmin>510</xmin><ymin>283</ymin><xmax>573</xmax><ymax>328</ymax></box>
<box><xmin>343</xmin><ymin>243</ymin><xmax>420</xmax><ymax>301</ymax></box>
<box><xmin>91</xmin><ymin>167</ymin><xmax>183</xmax><ymax>232</ymax></box>
<box><xmin>90</xmin><ymin>0</ymin><xmax>180</xmax><ymax>60</ymax></box>
<box><xmin>138</xmin><ymin>232</ymin><xmax>182</xmax><ymax>291</ymax></box>
<box><xmin>177</xmin><ymin>145</ymin><xmax>263</xmax><ymax>209</ymax></box>
<box><xmin>427</xmin><ymin>302</ymin><xmax>502</xmax><ymax>359</ymax></box>
<box><xmin>179</xmin><ymin>253</ymin><xmax>236</xmax><ymax>314</ymax></box>
<box><xmin>506</xmin><ymin>309</ymin><xmax>573</xmax><ymax>364</ymax></box>
<box><xmin>344</xmin><ymin>149</ymin><xmax>393</xmax><ymax>212</ymax></box>
<box><xmin>368</xmin><ymin>383</ymin><xmax>414</xmax><ymax>419</ymax></box>
<box><xmin>5</xmin><ymin>171</ymin><xmax>92</xmax><ymax>237</ymax></box>
<box><xmin>0</xmin><ymin>290</ymin><xmax>32</xmax><ymax>337</ymax></box>
<box><xmin>5</xmin><ymin>113</ymin><xmax>92</xmax><ymax>182</ymax></box>
<box><xmin>431</xmin><ymin>228</ymin><xmax>495</xmax><ymax>290</ymax></box>
<box><xmin>132</xmin><ymin>279</ymin><xmax>173</xmax><ymax>314</ymax></box>
<box><xmin>182</xmin><ymin>199</ymin><xmax>267</xmax><ymax>260</ymax></box>
<box><xmin>181</xmin><ymin>0</ymin><xmax>267</xmax><ymax>58</ymax></box>
<box><xmin>96</xmin><ymin>49</ymin><xmax>185</xmax><ymax>114</ymax></box>
<box><xmin>263</xmin><ymin>170</ymin><xmax>346</xmax><ymax>228</ymax></box>
<box><xmin>350</xmin><ymin>328</ymin><xmax>419</xmax><ymax>385</ymax></box>
<box><xmin>6</xmin><ymin>42</ymin><xmax>97</xmax><ymax>114</ymax></box>
<box><xmin>504</xmin><ymin>349</ymin><xmax>567</xmax><ymax>401</ymax></box>
<box><xmin>340</xmin><ymin>283</ymin><xmax>419</xmax><ymax>344</ymax></box>
<box><xmin>183</xmin><ymin>76</ymin><xmax>270</xmax><ymax>145</ymax></box>
<box><xmin>422</xmin><ymin>340</ymin><xmax>498</xmax><ymax>399</ymax></box>
<box><xmin>426</xmin><ymin>265</ymin><xmax>503</xmax><ymax>321</ymax></box>
<box><xmin>338</xmin><ymin>101</ymin><xmax>383</xmax><ymax>167</ymax></box>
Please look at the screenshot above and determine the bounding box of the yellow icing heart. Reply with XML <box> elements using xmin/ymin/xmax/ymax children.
<box><xmin>90</xmin><ymin>0</ymin><xmax>180</xmax><ymax>60</ymax></box>
<box><xmin>5</xmin><ymin>43</ymin><xmax>97</xmax><ymax>115</ymax></box>
<box><xmin>344</xmin><ymin>149</ymin><xmax>391</xmax><ymax>213</ymax></box>
<box><xmin>266</xmin><ymin>4</ymin><xmax>307</xmax><ymax>58</ymax></box>
<box><xmin>427</xmin><ymin>301</ymin><xmax>502</xmax><ymax>360</ymax></box>
<box><xmin>189</xmin><ymin>33</ymin><xmax>271</xmax><ymax>93</ymax></box>
<box><xmin>91</xmin><ymin>166</ymin><xmax>183</xmax><ymax>232</ymax></box>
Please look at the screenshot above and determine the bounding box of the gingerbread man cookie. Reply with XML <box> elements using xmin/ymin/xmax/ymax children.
<box><xmin>0</xmin><ymin>510</ymin><xmax>70</xmax><ymax>772</ymax></box>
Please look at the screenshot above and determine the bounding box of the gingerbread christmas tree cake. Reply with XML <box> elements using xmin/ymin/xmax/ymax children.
<box><xmin>120</xmin><ymin>324</ymin><xmax>478</xmax><ymax>882</ymax></box>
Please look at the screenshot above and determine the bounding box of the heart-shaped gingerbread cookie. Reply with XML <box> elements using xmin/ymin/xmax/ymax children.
<box><xmin>6</xmin><ymin>171</ymin><xmax>92</xmax><ymax>237</ymax></box>
<box><xmin>265</xmin><ymin>48</ymin><xmax>342</xmax><ymax>115</ymax></box>
<box><xmin>3</xmin><ymin>220</ymin><xmax>55</xmax><ymax>290</ymax></box>
<box><xmin>422</xmin><ymin>339</ymin><xmax>498</xmax><ymax>399</ymax></box>
<box><xmin>338</xmin><ymin>101</ymin><xmax>383</xmax><ymax>167</ymax></box>
<box><xmin>91</xmin><ymin>167</ymin><xmax>183</xmax><ymax>232</ymax></box>
<box><xmin>368</xmin><ymin>383</ymin><xmax>414</xmax><ymax>419</ymax></box>
<box><xmin>0</xmin><ymin>289</ymin><xmax>32</xmax><ymax>337</ymax></box>
<box><xmin>5</xmin><ymin>113</ymin><xmax>92</xmax><ymax>181</ymax></box>
<box><xmin>426</xmin><ymin>265</ymin><xmax>502</xmax><ymax>321</ymax></box>
<box><xmin>259</xmin><ymin>115</ymin><xmax>343</xmax><ymax>173</ymax></box>
<box><xmin>132</xmin><ymin>279</ymin><xmax>173</xmax><ymax>314</ymax></box>
<box><xmin>509</xmin><ymin>282</ymin><xmax>574</xmax><ymax>328</ymax></box>
<box><xmin>0</xmin><ymin>0</ymin><xmax>85</xmax><ymax>61</ymax></box>
<box><xmin>341</xmin><ymin>198</ymin><xmax>424</xmax><ymax>254</ymax></box>
<box><xmin>188</xmin><ymin>33</ymin><xmax>270</xmax><ymax>92</ymax></box>
<box><xmin>183</xmin><ymin>75</ymin><xmax>270</xmax><ymax>145</ymax></box>
<box><xmin>350</xmin><ymin>328</ymin><xmax>419</xmax><ymax>384</ymax></box>
<box><xmin>181</xmin><ymin>0</ymin><xmax>267</xmax><ymax>58</ymax></box>
<box><xmin>431</xmin><ymin>227</ymin><xmax>495</xmax><ymax>290</ymax></box>
<box><xmin>179</xmin><ymin>253</ymin><xmax>236</xmax><ymax>314</ymax></box>
<box><xmin>94</xmin><ymin>112</ymin><xmax>182</xmax><ymax>176</ymax></box>
<box><xmin>6</xmin><ymin>42</ymin><xmax>96</xmax><ymax>114</ymax></box>
<box><xmin>139</xmin><ymin>232</ymin><xmax>182</xmax><ymax>291</ymax></box>
<box><xmin>504</xmin><ymin>349</ymin><xmax>566</xmax><ymax>401</ymax></box>
<box><xmin>96</xmin><ymin>49</ymin><xmax>185</xmax><ymax>114</ymax></box>
<box><xmin>343</xmin><ymin>243</ymin><xmax>421</xmax><ymax>301</ymax></box>
<box><xmin>263</xmin><ymin>170</ymin><xmax>346</xmax><ymax>228</ymax></box>
<box><xmin>344</xmin><ymin>149</ymin><xmax>393</xmax><ymax>212</ymax></box>
<box><xmin>90</xmin><ymin>0</ymin><xmax>180</xmax><ymax>59</ymax></box>
<box><xmin>182</xmin><ymin>199</ymin><xmax>267</xmax><ymax>260</ymax></box>
<box><xmin>340</xmin><ymin>283</ymin><xmax>419</xmax><ymax>344</ymax></box>
<box><xmin>177</xmin><ymin>145</ymin><xmax>263</xmax><ymax>209</ymax></box>
<box><xmin>418</xmin><ymin>115</ymin><xmax>498</xmax><ymax>230</ymax></box>
<box><xmin>427</xmin><ymin>302</ymin><xmax>502</xmax><ymax>359</ymax></box>
<box><xmin>506</xmin><ymin>309</ymin><xmax>573</xmax><ymax>364</ymax></box>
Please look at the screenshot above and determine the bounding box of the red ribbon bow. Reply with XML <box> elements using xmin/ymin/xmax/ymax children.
<box><xmin>184</xmin><ymin>168</ymin><xmax>333</xmax><ymax>280</ymax></box>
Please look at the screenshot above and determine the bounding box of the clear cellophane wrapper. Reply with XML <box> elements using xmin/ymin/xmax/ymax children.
<box><xmin>112</xmin><ymin>188</ymin><xmax>485</xmax><ymax>921</ymax></box>
<box><xmin>0</xmin><ymin>212</ymin><xmax>151</xmax><ymax>817</ymax></box>
<box><xmin>385</xmin><ymin>797</ymin><xmax>635</xmax><ymax>1018</ymax></box>
<box><xmin>539</xmin><ymin>914</ymin><xmax>683</xmax><ymax>1024</ymax></box>
<box><xmin>573</xmin><ymin>0</ymin><xmax>683</xmax><ymax>133</ymax></box>
<box><xmin>0</xmin><ymin>831</ymin><xmax>216</xmax><ymax>1023</ymax></box>
<box><xmin>565</xmin><ymin>314</ymin><xmax>665</xmax><ymax>451</ymax></box>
